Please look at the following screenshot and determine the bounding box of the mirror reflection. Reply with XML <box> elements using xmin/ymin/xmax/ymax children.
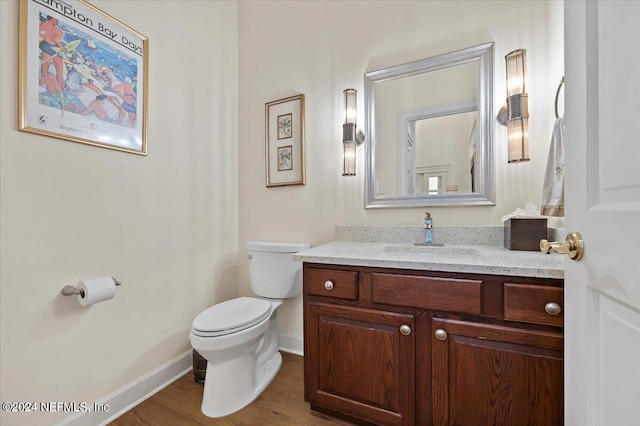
<box><xmin>365</xmin><ymin>42</ymin><xmax>495</xmax><ymax>208</ymax></box>
<box><xmin>409</xmin><ymin>109</ymin><xmax>478</xmax><ymax>195</ymax></box>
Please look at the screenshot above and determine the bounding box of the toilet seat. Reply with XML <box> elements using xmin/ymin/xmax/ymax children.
<box><xmin>191</xmin><ymin>297</ymin><xmax>272</xmax><ymax>337</ymax></box>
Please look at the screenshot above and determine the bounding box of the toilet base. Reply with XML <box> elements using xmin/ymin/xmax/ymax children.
<box><xmin>191</xmin><ymin>299</ymin><xmax>286</xmax><ymax>418</ymax></box>
<box><xmin>200</xmin><ymin>350</ymin><xmax>282</xmax><ymax>418</ymax></box>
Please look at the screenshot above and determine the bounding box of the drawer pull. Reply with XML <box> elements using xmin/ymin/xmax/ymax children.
<box><xmin>544</xmin><ymin>302</ymin><xmax>562</xmax><ymax>316</ymax></box>
<box><xmin>434</xmin><ymin>329</ymin><xmax>447</xmax><ymax>341</ymax></box>
<box><xmin>324</xmin><ymin>280</ymin><xmax>334</xmax><ymax>291</ymax></box>
<box><xmin>400</xmin><ymin>325</ymin><xmax>412</xmax><ymax>336</ymax></box>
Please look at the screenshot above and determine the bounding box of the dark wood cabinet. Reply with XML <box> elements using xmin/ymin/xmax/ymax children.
<box><xmin>303</xmin><ymin>263</ymin><xmax>564</xmax><ymax>426</ymax></box>
<box><xmin>431</xmin><ymin>318</ymin><xmax>563</xmax><ymax>426</ymax></box>
<box><xmin>306</xmin><ymin>302</ymin><xmax>415</xmax><ymax>425</ymax></box>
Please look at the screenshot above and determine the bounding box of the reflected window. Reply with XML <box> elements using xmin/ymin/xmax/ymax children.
<box><xmin>414</xmin><ymin>165</ymin><xmax>449</xmax><ymax>195</ymax></box>
<box><xmin>428</xmin><ymin>176</ymin><xmax>441</xmax><ymax>195</ymax></box>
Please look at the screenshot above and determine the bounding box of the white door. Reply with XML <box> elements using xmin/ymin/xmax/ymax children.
<box><xmin>564</xmin><ymin>1</ymin><xmax>640</xmax><ymax>425</ymax></box>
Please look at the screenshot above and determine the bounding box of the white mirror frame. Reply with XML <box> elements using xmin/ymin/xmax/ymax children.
<box><xmin>364</xmin><ymin>42</ymin><xmax>495</xmax><ymax>208</ymax></box>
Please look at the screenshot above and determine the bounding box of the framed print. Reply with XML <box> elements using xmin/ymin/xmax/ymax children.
<box><xmin>19</xmin><ymin>0</ymin><xmax>148</xmax><ymax>155</ymax></box>
<box><xmin>277</xmin><ymin>113</ymin><xmax>292</xmax><ymax>139</ymax></box>
<box><xmin>277</xmin><ymin>145</ymin><xmax>292</xmax><ymax>171</ymax></box>
<box><xmin>265</xmin><ymin>94</ymin><xmax>305</xmax><ymax>187</ymax></box>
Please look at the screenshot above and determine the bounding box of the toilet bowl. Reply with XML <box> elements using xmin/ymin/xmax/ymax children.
<box><xmin>189</xmin><ymin>241</ymin><xmax>309</xmax><ymax>418</ymax></box>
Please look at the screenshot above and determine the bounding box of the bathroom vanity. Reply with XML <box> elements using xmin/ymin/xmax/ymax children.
<box><xmin>295</xmin><ymin>234</ymin><xmax>564</xmax><ymax>426</ymax></box>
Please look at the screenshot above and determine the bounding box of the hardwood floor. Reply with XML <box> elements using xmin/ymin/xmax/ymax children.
<box><xmin>110</xmin><ymin>352</ymin><xmax>347</xmax><ymax>425</ymax></box>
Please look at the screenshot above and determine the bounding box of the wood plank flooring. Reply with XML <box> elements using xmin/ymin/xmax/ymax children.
<box><xmin>110</xmin><ymin>352</ymin><xmax>348</xmax><ymax>425</ymax></box>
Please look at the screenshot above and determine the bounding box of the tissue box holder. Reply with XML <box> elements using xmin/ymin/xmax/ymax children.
<box><xmin>504</xmin><ymin>218</ymin><xmax>548</xmax><ymax>251</ymax></box>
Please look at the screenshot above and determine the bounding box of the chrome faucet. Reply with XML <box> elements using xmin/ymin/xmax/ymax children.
<box><xmin>424</xmin><ymin>212</ymin><xmax>433</xmax><ymax>245</ymax></box>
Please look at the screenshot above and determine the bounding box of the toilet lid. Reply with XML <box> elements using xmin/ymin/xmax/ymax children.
<box><xmin>191</xmin><ymin>297</ymin><xmax>272</xmax><ymax>337</ymax></box>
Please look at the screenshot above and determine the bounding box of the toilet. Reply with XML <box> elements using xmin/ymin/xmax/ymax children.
<box><xmin>189</xmin><ymin>240</ymin><xmax>310</xmax><ymax>418</ymax></box>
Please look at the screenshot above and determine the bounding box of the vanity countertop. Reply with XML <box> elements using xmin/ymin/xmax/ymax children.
<box><xmin>293</xmin><ymin>241</ymin><xmax>564</xmax><ymax>279</ymax></box>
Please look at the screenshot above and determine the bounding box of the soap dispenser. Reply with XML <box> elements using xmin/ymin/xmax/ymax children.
<box><xmin>424</xmin><ymin>212</ymin><xmax>433</xmax><ymax>246</ymax></box>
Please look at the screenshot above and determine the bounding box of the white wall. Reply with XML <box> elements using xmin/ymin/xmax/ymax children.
<box><xmin>237</xmin><ymin>1</ymin><xmax>563</xmax><ymax>338</ymax></box>
<box><xmin>0</xmin><ymin>1</ymin><xmax>238</xmax><ymax>424</ymax></box>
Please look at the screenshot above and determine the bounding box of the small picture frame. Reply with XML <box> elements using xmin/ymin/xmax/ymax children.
<box><xmin>265</xmin><ymin>94</ymin><xmax>305</xmax><ymax>187</ymax></box>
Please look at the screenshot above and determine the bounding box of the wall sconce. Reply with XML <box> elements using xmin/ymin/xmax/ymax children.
<box><xmin>497</xmin><ymin>49</ymin><xmax>529</xmax><ymax>163</ymax></box>
<box><xmin>342</xmin><ymin>88</ymin><xmax>365</xmax><ymax>176</ymax></box>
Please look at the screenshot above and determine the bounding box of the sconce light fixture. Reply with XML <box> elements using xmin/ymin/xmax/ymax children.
<box><xmin>342</xmin><ymin>88</ymin><xmax>365</xmax><ymax>176</ymax></box>
<box><xmin>497</xmin><ymin>49</ymin><xmax>529</xmax><ymax>163</ymax></box>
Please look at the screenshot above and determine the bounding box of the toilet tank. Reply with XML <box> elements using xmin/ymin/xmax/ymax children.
<box><xmin>247</xmin><ymin>241</ymin><xmax>310</xmax><ymax>299</ymax></box>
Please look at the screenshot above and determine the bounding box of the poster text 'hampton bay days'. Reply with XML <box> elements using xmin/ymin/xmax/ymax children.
<box><xmin>35</xmin><ymin>0</ymin><xmax>144</xmax><ymax>56</ymax></box>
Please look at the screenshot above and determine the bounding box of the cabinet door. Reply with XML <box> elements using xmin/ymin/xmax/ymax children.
<box><xmin>306</xmin><ymin>301</ymin><xmax>415</xmax><ymax>426</ymax></box>
<box><xmin>432</xmin><ymin>318</ymin><xmax>563</xmax><ymax>426</ymax></box>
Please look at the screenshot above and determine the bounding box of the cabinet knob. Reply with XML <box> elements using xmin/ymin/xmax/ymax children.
<box><xmin>400</xmin><ymin>325</ymin><xmax>412</xmax><ymax>336</ymax></box>
<box><xmin>324</xmin><ymin>280</ymin><xmax>334</xmax><ymax>291</ymax></box>
<box><xmin>544</xmin><ymin>302</ymin><xmax>562</xmax><ymax>316</ymax></box>
<box><xmin>434</xmin><ymin>329</ymin><xmax>448</xmax><ymax>341</ymax></box>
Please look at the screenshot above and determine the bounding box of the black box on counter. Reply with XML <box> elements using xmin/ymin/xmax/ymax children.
<box><xmin>504</xmin><ymin>218</ymin><xmax>548</xmax><ymax>251</ymax></box>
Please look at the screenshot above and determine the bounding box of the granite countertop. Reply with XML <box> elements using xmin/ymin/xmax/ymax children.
<box><xmin>293</xmin><ymin>241</ymin><xmax>564</xmax><ymax>279</ymax></box>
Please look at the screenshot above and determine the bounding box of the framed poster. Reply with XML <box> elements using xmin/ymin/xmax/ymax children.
<box><xmin>19</xmin><ymin>0</ymin><xmax>148</xmax><ymax>155</ymax></box>
<box><xmin>265</xmin><ymin>94</ymin><xmax>305</xmax><ymax>187</ymax></box>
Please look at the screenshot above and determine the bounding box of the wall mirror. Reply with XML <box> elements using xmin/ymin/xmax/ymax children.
<box><xmin>365</xmin><ymin>42</ymin><xmax>495</xmax><ymax>208</ymax></box>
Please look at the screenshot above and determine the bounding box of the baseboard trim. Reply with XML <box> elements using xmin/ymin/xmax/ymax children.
<box><xmin>56</xmin><ymin>350</ymin><xmax>192</xmax><ymax>426</ymax></box>
<box><xmin>278</xmin><ymin>331</ymin><xmax>303</xmax><ymax>356</ymax></box>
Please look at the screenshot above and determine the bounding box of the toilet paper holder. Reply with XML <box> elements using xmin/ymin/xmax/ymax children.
<box><xmin>61</xmin><ymin>277</ymin><xmax>121</xmax><ymax>297</ymax></box>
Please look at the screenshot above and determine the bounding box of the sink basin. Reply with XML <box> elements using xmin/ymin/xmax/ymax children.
<box><xmin>383</xmin><ymin>245</ymin><xmax>482</xmax><ymax>261</ymax></box>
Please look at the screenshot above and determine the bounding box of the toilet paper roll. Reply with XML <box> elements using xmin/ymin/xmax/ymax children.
<box><xmin>77</xmin><ymin>277</ymin><xmax>117</xmax><ymax>306</ymax></box>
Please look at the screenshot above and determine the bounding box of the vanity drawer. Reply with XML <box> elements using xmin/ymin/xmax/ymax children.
<box><xmin>306</xmin><ymin>268</ymin><xmax>358</xmax><ymax>300</ymax></box>
<box><xmin>371</xmin><ymin>273</ymin><xmax>482</xmax><ymax>315</ymax></box>
<box><xmin>504</xmin><ymin>283</ymin><xmax>564</xmax><ymax>327</ymax></box>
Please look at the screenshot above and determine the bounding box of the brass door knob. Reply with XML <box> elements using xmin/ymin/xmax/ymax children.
<box><xmin>540</xmin><ymin>231</ymin><xmax>584</xmax><ymax>260</ymax></box>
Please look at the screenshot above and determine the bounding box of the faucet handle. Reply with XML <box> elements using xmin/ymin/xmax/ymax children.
<box><xmin>425</xmin><ymin>212</ymin><xmax>431</xmax><ymax>219</ymax></box>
